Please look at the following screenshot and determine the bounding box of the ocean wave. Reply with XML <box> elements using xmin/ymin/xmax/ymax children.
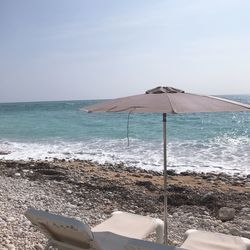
<box><xmin>0</xmin><ymin>135</ymin><xmax>249</xmax><ymax>175</ymax></box>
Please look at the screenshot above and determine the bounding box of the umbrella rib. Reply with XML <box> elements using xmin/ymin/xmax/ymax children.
<box><xmin>208</xmin><ymin>95</ymin><xmax>250</xmax><ymax>109</ymax></box>
<box><xmin>187</xmin><ymin>93</ymin><xmax>250</xmax><ymax>109</ymax></box>
<box><xmin>166</xmin><ymin>94</ymin><xmax>178</xmax><ymax>114</ymax></box>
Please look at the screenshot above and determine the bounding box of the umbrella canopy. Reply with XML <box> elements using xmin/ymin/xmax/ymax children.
<box><xmin>84</xmin><ymin>86</ymin><xmax>250</xmax><ymax>244</ymax></box>
<box><xmin>84</xmin><ymin>86</ymin><xmax>250</xmax><ymax>113</ymax></box>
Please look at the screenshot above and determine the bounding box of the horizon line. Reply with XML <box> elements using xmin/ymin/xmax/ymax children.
<box><xmin>0</xmin><ymin>93</ymin><xmax>250</xmax><ymax>105</ymax></box>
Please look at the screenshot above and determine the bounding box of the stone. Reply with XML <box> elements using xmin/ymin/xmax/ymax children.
<box><xmin>0</xmin><ymin>151</ymin><xmax>10</xmax><ymax>155</ymax></box>
<box><xmin>6</xmin><ymin>217</ymin><xmax>15</xmax><ymax>223</ymax></box>
<box><xmin>65</xmin><ymin>189</ymin><xmax>72</xmax><ymax>194</ymax></box>
<box><xmin>240</xmin><ymin>231</ymin><xmax>250</xmax><ymax>239</ymax></box>
<box><xmin>34</xmin><ymin>244</ymin><xmax>43</xmax><ymax>250</ymax></box>
<box><xmin>6</xmin><ymin>244</ymin><xmax>15</xmax><ymax>250</ymax></box>
<box><xmin>241</xmin><ymin>207</ymin><xmax>250</xmax><ymax>214</ymax></box>
<box><xmin>0</xmin><ymin>159</ymin><xmax>249</xmax><ymax>249</ymax></box>
<box><xmin>229</xmin><ymin>228</ymin><xmax>240</xmax><ymax>236</ymax></box>
<box><xmin>144</xmin><ymin>174</ymin><xmax>153</xmax><ymax>179</ymax></box>
<box><xmin>218</xmin><ymin>207</ymin><xmax>235</xmax><ymax>222</ymax></box>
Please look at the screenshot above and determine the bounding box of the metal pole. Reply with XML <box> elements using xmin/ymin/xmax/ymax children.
<box><xmin>163</xmin><ymin>113</ymin><xmax>168</xmax><ymax>244</ymax></box>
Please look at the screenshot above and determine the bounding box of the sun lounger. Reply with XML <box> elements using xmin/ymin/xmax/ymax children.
<box><xmin>25</xmin><ymin>207</ymin><xmax>101</xmax><ymax>250</ymax></box>
<box><xmin>92</xmin><ymin>211</ymin><xmax>164</xmax><ymax>243</ymax></box>
<box><xmin>181</xmin><ymin>229</ymin><xmax>250</xmax><ymax>250</ymax></box>
<box><xmin>25</xmin><ymin>208</ymin><xmax>164</xmax><ymax>250</ymax></box>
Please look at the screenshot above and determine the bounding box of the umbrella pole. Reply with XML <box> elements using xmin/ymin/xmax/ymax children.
<box><xmin>163</xmin><ymin>113</ymin><xmax>168</xmax><ymax>244</ymax></box>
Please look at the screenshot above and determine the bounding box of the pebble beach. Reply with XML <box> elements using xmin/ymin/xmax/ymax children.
<box><xmin>0</xmin><ymin>159</ymin><xmax>249</xmax><ymax>249</ymax></box>
<box><xmin>1</xmin><ymin>0</ymin><xmax>250</xmax><ymax>249</ymax></box>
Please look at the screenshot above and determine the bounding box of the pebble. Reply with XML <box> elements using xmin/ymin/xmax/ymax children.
<box><xmin>34</xmin><ymin>244</ymin><xmax>43</xmax><ymax>250</ymax></box>
<box><xmin>0</xmin><ymin>160</ymin><xmax>249</xmax><ymax>249</ymax></box>
<box><xmin>65</xmin><ymin>189</ymin><xmax>72</xmax><ymax>194</ymax></box>
<box><xmin>6</xmin><ymin>244</ymin><xmax>15</xmax><ymax>250</ymax></box>
<box><xmin>218</xmin><ymin>207</ymin><xmax>235</xmax><ymax>222</ymax></box>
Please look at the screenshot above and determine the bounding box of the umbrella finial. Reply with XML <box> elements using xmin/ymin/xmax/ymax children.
<box><xmin>146</xmin><ymin>86</ymin><xmax>185</xmax><ymax>94</ymax></box>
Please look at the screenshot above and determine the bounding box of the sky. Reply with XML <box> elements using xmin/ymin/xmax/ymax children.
<box><xmin>1</xmin><ymin>0</ymin><xmax>250</xmax><ymax>102</ymax></box>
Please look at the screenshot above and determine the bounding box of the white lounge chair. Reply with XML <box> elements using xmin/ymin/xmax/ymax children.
<box><xmin>25</xmin><ymin>208</ymin><xmax>165</xmax><ymax>250</ymax></box>
<box><xmin>25</xmin><ymin>207</ymin><xmax>100</xmax><ymax>250</ymax></box>
<box><xmin>92</xmin><ymin>211</ymin><xmax>164</xmax><ymax>243</ymax></box>
<box><xmin>181</xmin><ymin>229</ymin><xmax>250</xmax><ymax>250</ymax></box>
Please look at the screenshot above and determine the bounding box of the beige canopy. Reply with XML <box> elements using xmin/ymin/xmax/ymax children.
<box><xmin>84</xmin><ymin>87</ymin><xmax>250</xmax><ymax>113</ymax></box>
<box><xmin>84</xmin><ymin>86</ymin><xmax>250</xmax><ymax>244</ymax></box>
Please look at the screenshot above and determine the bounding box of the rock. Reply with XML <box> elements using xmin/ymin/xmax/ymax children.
<box><xmin>6</xmin><ymin>217</ymin><xmax>15</xmax><ymax>223</ymax></box>
<box><xmin>229</xmin><ymin>228</ymin><xmax>240</xmax><ymax>236</ymax></box>
<box><xmin>135</xmin><ymin>180</ymin><xmax>157</xmax><ymax>191</ymax></box>
<box><xmin>241</xmin><ymin>207</ymin><xmax>250</xmax><ymax>214</ymax></box>
<box><xmin>34</xmin><ymin>243</ymin><xmax>43</xmax><ymax>250</ymax></box>
<box><xmin>66</xmin><ymin>189</ymin><xmax>72</xmax><ymax>194</ymax></box>
<box><xmin>144</xmin><ymin>174</ymin><xmax>153</xmax><ymax>179</ymax></box>
<box><xmin>241</xmin><ymin>231</ymin><xmax>250</xmax><ymax>239</ymax></box>
<box><xmin>0</xmin><ymin>151</ymin><xmax>10</xmax><ymax>155</ymax></box>
<box><xmin>6</xmin><ymin>244</ymin><xmax>15</xmax><ymax>250</ymax></box>
<box><xmin>131</xmin><ymin>173</ymin><xmax>141</xmax><ymax>178</ymax></box>
<box><xmin>200</xmin><ymin>192</ymin><xmax>219</xmax><ymax>209</ymax></box>
<box><xmin>0</xmin><ymin>159</ymin><xmax>249</xmax><ymax>249</ymax></box>
<box><xmin>218</xmin><ymin>207</ymin><xmax>235</xmax><ymax>222</ymax></box>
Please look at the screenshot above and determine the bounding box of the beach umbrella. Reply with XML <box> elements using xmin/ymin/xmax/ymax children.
<box><xmin>83</xmin><ymin>86</ymin><xmax>250</xmax><ymax>244</ymax></box>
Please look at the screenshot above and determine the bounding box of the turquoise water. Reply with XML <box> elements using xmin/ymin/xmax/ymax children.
<box><xmin>0</xmin><ymin>95</ymin><xmax>249</xmax><ymax>174</ymax></box>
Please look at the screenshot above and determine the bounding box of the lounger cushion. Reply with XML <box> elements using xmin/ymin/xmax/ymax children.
<box><xmin>181</xmin><ymin>230</ymin><xmax>247</xmax><ymax>250</ymax></box>
<box><xmin>92</xmin><ymin>212</ymin><xmax>158</xmax><ymax>240</ymax></box>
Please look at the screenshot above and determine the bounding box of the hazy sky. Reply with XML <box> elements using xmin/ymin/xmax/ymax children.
<box><xmin>1</xmin><ymin>0</ymin><xmax>250</xmax><ymax>102</ymax></box>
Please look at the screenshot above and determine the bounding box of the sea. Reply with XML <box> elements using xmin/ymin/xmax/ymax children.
<box><xmin>0</xmin><ymin>95</ymin><xmax>249</xmax><ymax>175</ymax></box>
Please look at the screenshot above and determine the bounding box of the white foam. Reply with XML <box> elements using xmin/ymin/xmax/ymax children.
<box><xmin>0</xmin><ymin>135</ymin><xmax>249</xmax><ymax>175</ymax></box>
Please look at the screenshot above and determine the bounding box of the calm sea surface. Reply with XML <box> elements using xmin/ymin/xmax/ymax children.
<box><xmin>0</xmin><ymin>95</ymin><xmax>249</xmax><ymax>175</ymax></box>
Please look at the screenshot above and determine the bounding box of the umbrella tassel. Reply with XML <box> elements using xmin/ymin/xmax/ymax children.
<box><xmin>127</xmin><ymin>111</ymin><xmax>132</xmax><ymax>147</ymax></box>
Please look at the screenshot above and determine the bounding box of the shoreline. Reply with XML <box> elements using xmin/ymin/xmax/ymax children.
<box><xmin>1</xmin><ymin>135</ymin><xmax>249</xmax><ymax>177</ymax></box>
<box><xmin>0</xmin><ymin>153</ymin><xmax>249</xmax><ymax>177</ymax></box>
<box><xmin>0</xmin><ymin>159</ymin><xmax>249</xmax><ymax>249</ymax></box>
